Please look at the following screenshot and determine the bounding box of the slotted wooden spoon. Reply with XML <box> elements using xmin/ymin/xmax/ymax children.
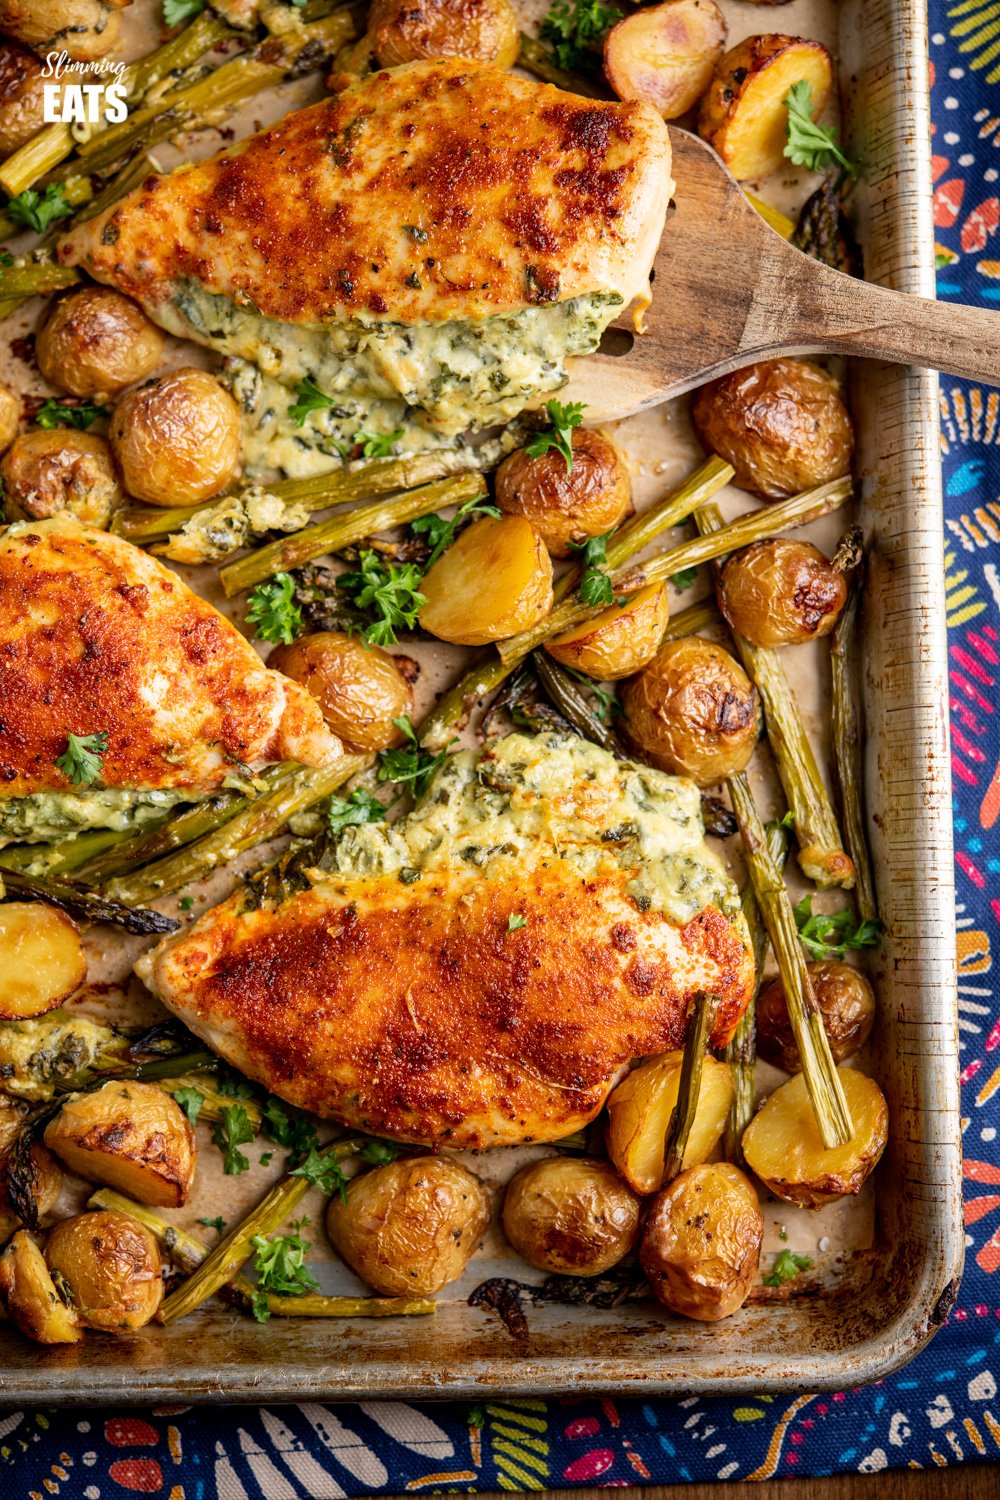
<box><xmin>564</xmin><ymin>127</ymin><xmax>1000</xmax><ymax>419</ymax></box>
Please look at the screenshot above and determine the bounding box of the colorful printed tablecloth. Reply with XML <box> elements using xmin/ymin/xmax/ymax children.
<box><xmin>6</xmin><ymin>4</ymin><xmax>1000</xmax><ymax>1494</ymax></box>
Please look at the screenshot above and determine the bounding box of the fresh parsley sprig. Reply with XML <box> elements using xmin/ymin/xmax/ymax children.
<box><xmin>784</xmin><ymin>81</ymin><xmax>858</xmax><ymax>178</ymax></box>
<box><xmin>173</xmin><ymin>1087</ymin><xmax>205</xmax><ymax>1128</ymax></box>
<box><xmin>212</xmin><ymin>1103</ymin><xmax>256</xmax><ymax>1176</ymax></box>
<box><xmin>569</xmin><ymin>527</ymin><xmax>618</xmax><ymax>608</ymax></box>
<box><xmin>378</xmin><ymin>714</ymin><xmax>455</xmax><ymax>799</ymax></box>
<box><xmin>55</xmin><ymin>730</ymin><xmax>109</xmax><ymax>787</ymax></box>
<box><xmin>35</xmin><ymin>398</ymin><xmax>109</xmax><ymax>431</ymax></box>
<box><xmin>290</xmin><ymin>1147</ymin><xmax>349</xmax><ymax>1203</ymax></box>
<box><xmin>525</xmin><ymin>398</ymin><xmax>587</xmax><ymax>472</ymax></box>
<box><xmin>262</xmin><ymin>1096</ymin><xmax>319</xmax><ymax>1162</ymax></box>
<box><xmin>327</xmin><ymin>787</ymin><xmax>388</xmax><ymax>836</ymax></box>
<box><xmin>288</xmin><ymin>376</ymin><xmax>341</xmax><ymax>428</ymax></box>
<box><xmin>246</xmin><ymin>572</ymin><xmax>303</xmax><ymax>645</ymax></box>
<box><xmin>794</xmin><ymin>894</ymin><xmax>879</xmax><ymax>961</ymax></box>
<box><xmin>540</xmin><ymin>0</ymin><xmax>622</xmax><ymax>76</ymax></box>
<box><xmin>763</xmin><ymin>1249</ymin><xmax>812</xmax><ymax>1287</ymax></box>
<box><xmin>337</xmin><ymin>550</ymin><xmax>426</xmax><ymax>647</ymax></box>
<box><xmin>249</xmin><ymin>1217</ymin><xmax>319</xmax><ymax>1322</ymax></box>
<box><xmin>6</xmin><ymin>184</ymin><xmax>73</xmax><ymax>235</ymax></box>
<box><xmin>410</xmin><ymin>495</ymin><xmax>500</xmax><ymax>570</ymax></box>
<box><xmin>355</xmin><ymin>428</ymin><xmax>403</xmax><ymax>459</ymax></box>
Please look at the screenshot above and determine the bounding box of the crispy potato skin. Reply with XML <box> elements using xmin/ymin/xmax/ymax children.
<box><xmin>692</xmin><ymin>359</ymin><xmax>853</xmax><ymax>499</ymax></box>
<box><xmin>717</xmin><ymin>539</ymin><xmax>847</xmax><ymax>647</ymax></box>
<box><xmin>697</xmin><ymin>35</ymin><xmax>834</xmax><ymax>182</ymax></box>
<box><xmin>0</xmin><ymin>1143</ymin><xmax>63</xmax><ymax>1246</ymax></box>
<box><xmin>0</xmin><ymin>1230</ymin><xmax>83</xmax><ymax>1343</ymax></box>
<box><xmin>502</xmin><ymin>1156</ymin><xmax>640</xmax><ymax>1275</ymax></box>
<box><xmin>37</xmin><ymin>289</ymin><xmax>164</xmax><ymax>399</ymax></box>
<box><xmin>1</xmin><ymin>430</ymin><xmax>121</xmax><ymax>528</ymax></box>
<box><xmin>368</xmin><ymin>0</ymin><xmax>519</xmax><ymax>69</ymax></box>
<box><xmin>0</xmin><ymin>903</ymin><xmax>87</xmax><ymax>1020</ymax></box>
<box><xmin>60</xmin><ymin>61</ymin><xmax>672</xmax><ymax>330</ymax></box>
<box><xmin>622</xmin><ymin>636</ymin><xmax>760</xmax><ymax>787</ymax></box>
<box><xmin>45</xmin><ymin>1211</ymin><xmax>163</xmax><ymax>1331</ymax></box>
<box><xmin>742</xmin><ymin>1067</ymin><xmax>888</xmax><ymax>1208</ymax></box>
<box><xmin>326</xmin><ymin>1157</ymin><xmax>489</xmax><ymax>1295</ymax></box>
<box><xmin>0</xmin><ymin>381</ymin><xmax>18</xmax><ymax>454</ymax></box>
<box><xmin>0</xmin><ymin>0</ymin><xmax>123</xmax><ymax>61</ymax></box>
<box><xmin>109</xmin><ymin>368</ymin><xmax>240</xmax><ymax>507</ymax></box>
<box><xmin>138</xmin><ymin>858</ymin><xmax>754</xmax><ymax>1149</ymax></box>
<box><xmin>606</xmin><ymin>1051</ymin><xmax>733</xmax><ymax>1193</ymax></box>
<box><xmin>271</xmin><ymin>631</ymin><xmax>414</xmax><ymax>753</ymax></box>
<box><xmin>44</xmin><ymin>1080</ymin><xmax>197</xmax><ymax>1208</ymax></box>
<box><xmin>0</xmin><ymin>41</ymin><xmax>46</xmax><ymax>157</ymax></box>
<box><xmin>495</xmin><ymin>430</ymin><xmax>632</xmax><ymax>558</ymax></box>
<box><xmin>605</xmin><ymin>0</ymin><xmax>727</xmax><ymax>121</ymax></box>
<box><xmin>419</xmin><ymin>515</ymin><xmax>554</xmax><ymax>645</ymax></box>
<box><xmin>0</xmin><ymin>518</ymin><xmax>339</xmax><ymax>799</ymax></box>
<box><xmin>546</xmin><ymin>583</ymin><xmax>668</xmax><ymax>680</ymax></box>
<box><xmin>640</xmin><ymin>1162</ymin><xmax>763</xmax><ymax>1320</ymax></box>
<box><xmin>757</xmin><ymin>961</ymin><xmax>876</xmax><ymax>1073</ymax></box>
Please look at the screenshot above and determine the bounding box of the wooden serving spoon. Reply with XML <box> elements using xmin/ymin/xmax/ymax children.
<box><xmin>564</xmin><ymin>127</ymin><xmax>999</xmax><ymax>420</ymax></box>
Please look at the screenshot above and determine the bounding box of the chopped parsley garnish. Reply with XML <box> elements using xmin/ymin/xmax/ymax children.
<box><xmin>173</xmin><ymin>1087</ymin><xmax>205</xmax><ymax>1128</ymax></box>
<box><xmin>378</xmin><ymin>714</ymin><xmax>455</xmax><ymax>798</ymax></box>
<box><xmin>524</xmin><ymin>398</ymin><xmax>586</xmax><ymax>472</ymax></box>
<box><xmin>359</xmin><ymin>1138</ymin><xmax>401</xmax><ymax>1166</ymax></box>
<box><xmin>217</xmin><ymin>1074</ymin><xmax>257</xmax><ymax>1100</ymax></box>
<box><xmin>290</xmin><ymin>1147</ymin><xmax>349</xmax><ymax>1202</ymax></box>
<box><xmin>784</xmin><ymin>81</ymin><xmax>858</xmax><ymax>178</ymax></box>
<box><xmin>246</xmin><ymin>572</ymin><xmax>303</xmax><ymax>645</ymax></box>
<box><xmin>403</xmin><ymin>224</ymin><xmax>428</xmax><ymax>243</ymax></box>
<box><xmin>163</xmin><ymin>0</ymin><xmax>205</xmax><ymax>26</ymax></box>
<box><xmin>507</xmin><ymin>913</ymin><xmax>528</xmax><ymax>933</ymax></box>
<box><xmin>794</xmin><ymin>894</ymin><xmax>880</xmax><ymax>961</ymax></box>
<box><xmin>569</xmin><ymin>528</ymin><xmax>618</xmax><ymax>608</ymax></box>
<box><xmin>55</xmin><ymin>730</ymin><xmax>108</xmax><ymax>787</ymax></box>
<box><xmin>337</xmin><ymin>550</ymin><xmax>426</xmax><ymax>646</ymax></box>
<box><xmin>212</xmin><ymin>1103</ymin><xmax>256</xmax><ymax>1176</ymax></box>
<box><xmin>35</xmin><ymin>398</ymin><xmax>109</xmax><ymax>431</ymax></box>
<box><xmin>763</xmin><ymin>1250</ymin><xmax>812</xmax><ymax>1287</ymax></box>
<box><xmin>199</xmin><ymin>1215</ymin><xmax>227</xmax><ymax>1235</ymax></box>
<box><xmin>288</xmin><ymin>376</ymin><xmax>339</xmax><ymax>428</ymax></box>
<box><xmin>540</xmin><ymin>0</ymin><xmax>622</xmax><ymax>75</ymax></box>
<box><xmin>262</xmin><ymin>1096</ymin><xmax>320</xmax><ymax>1162</ymax></box>
<box><xmin>178</xmin><ymin>896</ymin><xmax>195</xmax><ymax>912</ymax></box>
<box><xmin>327</xmin><ymin>787</ymin><xmax>387</xmax><ymax>835</ymax></box>
<box><xmin>249</xmin><ymin>1218</ymin><xmax>319</xmax><ymax>1322</ymax></box>
<box><xmin>563</xmin><ymin>667</ymin><xmax>621</xmax><ymax>723</ymax></box>
<box><xmin>6</xmin><ymin>184</ymin><xmax>73</xmax><ymax>235</ymax></box>
<box><xmin>410</xmin><ymin>495</ymin><xmax>500</xmax><ymax>569</ymax></box>
<box><xmin>354</xmin><ymin>427</ymin><xmax>404</xmax><ymax>459</ymax></box>
<box><xmin>670</xmin><ymin>567</ymin><xmax>699</xmax><ymax>591</ymax></box>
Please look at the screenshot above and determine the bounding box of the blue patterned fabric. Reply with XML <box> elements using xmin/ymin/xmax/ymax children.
<box><xmin>5</xmin><ymin>5</ymin><xmax>1000</xmax><ymax>1493</ymax></box>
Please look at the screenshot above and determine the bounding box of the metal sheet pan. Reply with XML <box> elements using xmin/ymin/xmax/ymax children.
<box><xmin>0</xmin><ymin>0</ymin><xmax>963</xmax><ymax>1401</ymax></box>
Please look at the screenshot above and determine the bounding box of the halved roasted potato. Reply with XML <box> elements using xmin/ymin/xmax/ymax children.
<box><xmin>45</xmin><ymin>1211</ymin><xmax>163</xmax><ymax>1332</ymax></box>
<box><xmin>0</xmin><ymin>1230</ymin><xmax>82</xmax><ymax>1344</ymax></box>
<box><xmin>368</xmin><ymin>0</ymin><xmax>519</xmax><ymax>68</ymax></box>
<box><xmin>0</xmin><ymin>903</ymin><xmax>87</xmax><ymax>1020</ymax></box>
<box><xmin>697</xmin><ymin>34</ymin><xmax>834</xmax><ymax>182</ymax></box>
<box><xmin>418</xmin><ymin>515</ymin><xmax>553</xmax><ymax>645</ymax></box>
<box><xmin>545</xmin><ymin>584</ymin><xmax>668</xmax><ymax>680</ymax></box>
<box><xmin>606</xmin><ymin>1052</ymin><xmax>734</xmax><ymax>1194</ymax></box>
<box><xmin>44</xmin><ymin>1080</ymin><xmax>197</xmax><ymax>1208</ymax></box>
<box><xmin>605</xmin><ymin>0</ymin><xmax>727</xmax><ymax>120</ymax></box>
<box><xmin>742</xmin><ymin>1067</ymin><xmax>888</xmax><ymax>1208</ymax></box>
<box><xmin>640</xmin><ymin>1162</ymin><xmax>763</xmax><ymax>1320</ymax></box>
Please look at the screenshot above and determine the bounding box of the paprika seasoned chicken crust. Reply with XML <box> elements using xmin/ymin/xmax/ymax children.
<box><xmin>0</xmin><ymin>519</ymin><xmax>339</xmax><ymax>842</ymax></box>
<box><xmin>136</xmin><ymin>734</ymin><xmax>754</xmax><ymax>1149</ymax></box>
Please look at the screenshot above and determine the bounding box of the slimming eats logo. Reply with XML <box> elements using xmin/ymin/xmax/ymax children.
<box><xmin>41</xmin><ymin>51</ymin><xmax>128</xmax><ymax>126</ymax></box>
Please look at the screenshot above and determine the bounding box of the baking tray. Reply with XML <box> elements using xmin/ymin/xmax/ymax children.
<box><xmin>0</xmin><ymin>0</ymin><xmax>963</xmax><ymax>1401</ymax></box>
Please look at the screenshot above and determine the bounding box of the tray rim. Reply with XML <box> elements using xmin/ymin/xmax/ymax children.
<box><xmin>0</xmin><ymin>0</ymin><xmax>966</xmax><ymax>1405</ymax></box>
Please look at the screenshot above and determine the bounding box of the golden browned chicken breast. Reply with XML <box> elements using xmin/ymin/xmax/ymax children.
<box><xmin>137</xmin><ymin>734</ymin><xmax>754</xmax><ymax>1149</ymax></box>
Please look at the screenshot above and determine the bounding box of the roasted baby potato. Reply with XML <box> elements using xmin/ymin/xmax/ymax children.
<box><xmin>494</xmin><ymin>429</ymin><xmax>632</xmax><ymax>558</ymax></box>
<box><xmin>605</xmin><ymin>0</ymin><xmax>727</xmax><ymax>120</ymax></box>
<box><xmin>0</xmin><ymin>0</ymin><xmax>126</xmax><ymax>61</ymax></box>
<box><xmin>0</xmin><ymin>41</ymin><xmax>46</xmax><ymax>157</ymax></box>
<box><xmin>606</xmin><ymin>1052</ymin><xmax>734</xmax><ymax>1194</ymax></box>
<box><xmin>271</xmin><ymin>630</ymin><xmax>414</xmax><ymax>753</ymax></box>
<box><xmin>326</xmin><ymin>1156</ymin><xmax>490</xmax><ymax>1296</ymax></box>
<box><xmin>692</xmin><ymin>359</ymin><xmax>853</xmax><ymax>499</ymax></box>
<box><xmin>742</xmin><ymin>1067</ymin><xmax>888</xmax><ymax>1208</ymax></box>
<box><xmin>45</xmin><ymin>1211</ymin><xmax>163</xmax><ymax>1332</ymax></box>
<box><xmin>621</xmin><ymin>636</ymin><xmax>760</xmax><ymax>786</ymax></box>
<box><xmin>0</xmin><ymin>379</ymin><xmax>18</xmax><ymax>454</ymax></box>
<box><xmin>0</xmin><ymin>429</ymin><xmax>121</xmax><ymax>527</ymax></box>
<box><xmin>37</xmin><ymin>288</ymin><xmax>164</xmax><ymax>399</ymax></box>
<box><xmin>419</xmin><ymin>515</ymin><xmax>553</xmax><ymax>645</ymax></box>
<box><xmin>640</xmin><ymin>1162</ymin><xmax>763</xmax><ymax>1320</ymax></box>
<box><xmin>0</xmin><ymin>1143</ymin><xmax>63</xmax><ymax>1246</ymax></box>
<box><xmin>545</xmin><ymin>583</ymin><xmax>668</xmax><ymax>680</ymax></box>
<box><xmin>757</xmin><ymin>961</ymin><xmax>875</xmax><ymax>1074</ymax></box>
<box><xmin>109</xmin><ymin>368</ymin><xmax>241</xmax><ymax>507</ymax></box>
<box><xmin>0</xmin><ymin>903</ymin><xmax>87</xmax><ymax>1020</ymax></box>
<box><xmin>44</xmin><ymin>1080</ymin><xmax>197</xmax><ymax>1208</ymax></box>
<box><xmin>0</xmin><ymin>1230</ymin><xmax>82</xmax><ymax>1344</ymax></box>
<box><xmin>501</xmin><ymin>1156</ymin><xmax>641</xmax><ymax>1275</ymax></box>
<box><xmin>367</xmin><ymin>0</ymin><xmax>519</xmax><ymax>68</ymax></box>
<box><xmin>698</xmin><ymin>34</ymin><xmax>834</xmax><ymax>181</ymax></box>
<box><xmin>717</xmin><ymin>538</ymin><xmax>847</xmax><ymax>647</ymax></box>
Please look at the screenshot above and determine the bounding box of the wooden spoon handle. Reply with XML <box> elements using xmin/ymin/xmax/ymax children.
<box><xmin>778</xmin><ymin>259</ymin><xmax>1000</xmax><ymax>384</ymax></box>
